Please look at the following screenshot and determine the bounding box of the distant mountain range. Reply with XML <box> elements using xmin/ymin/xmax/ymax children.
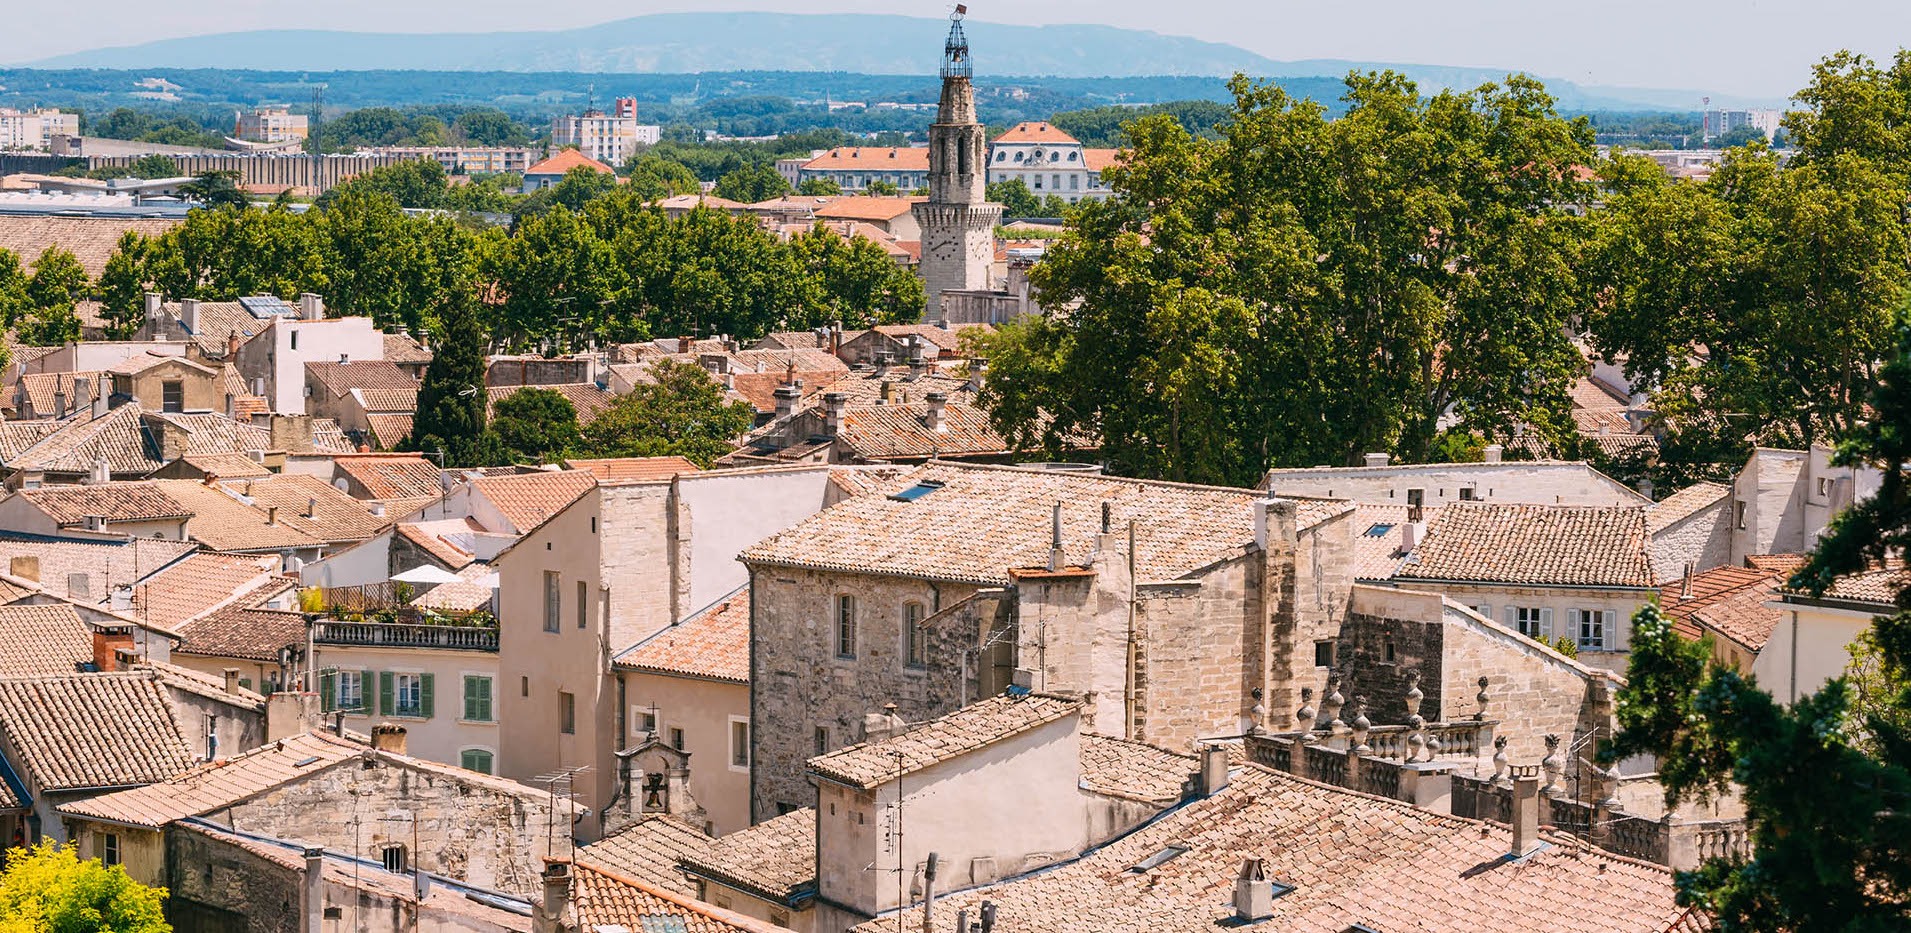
<box><xmin>23</xmin><ymin>12</ymin><xmax>1783</xmax><ymax>111</ymax></box>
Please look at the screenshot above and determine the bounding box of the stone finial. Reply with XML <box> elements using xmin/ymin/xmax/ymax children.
<box><xmin>1322</xmin><ymin>675</ymin><xmax>1345</xmax><ymax>733</ymax></box>
<box><xmin>1491</xmin><ymin>735</ymin><xmax>1511</xmax><ymax>788</ymax></box>
<box><xmin>1404</xmin><ymin>670</ymin><xmax>1424</xmax><ymax>721</ymax></box>
<box><xmin>1474</xmin><ymin>675</ymin><xmax>1491</xmax><ymax>722</ymax></box>
<box><xmin>1595</xmin><ymin>758</ymin><xmax>1622</xmax><ymax>810</ymax></box>
<box><xmin>1350</xmin><ymin>695</ymin><xmax>1372</xmax><ymax>756</ymax></box>
<box><xmin>1247</xmin><ymin>687</ymin><xmax>1266</xmax><ymax>735</ymax></box>
<box><xmin>1541</xmin><ymin>734</ymin><xmax>1565</xmax><ymax>798</ymax></box>
<box><xmin>1295</xmin><ymin>687</ymin><xmax>1317</xmax><ymax>736</ymax></box>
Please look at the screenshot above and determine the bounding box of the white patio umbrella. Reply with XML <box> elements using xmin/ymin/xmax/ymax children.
<box><xmin>390</xmin><ymin>565</ymin><xmax>464</xmax><ymax>585</ymax></box>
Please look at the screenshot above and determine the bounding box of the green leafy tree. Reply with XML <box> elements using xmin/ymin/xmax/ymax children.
<box><xmin>1713</xmin><ymin>125</ymin><xmax>1770</xmax><ymax>148</ymax></box>
<box><xmin>515</xmin><ymin>166</ymin><xmax>618</xmax><ymax>220</ymax></box>
<box><xmin>21</xmin><ymin>247</ymin><xmax>88</xmax><ymax>347</ymax></box>
<box><xmin>178</xmin><ymin>171</ymin><xmax>248</xmax><ymax>209</ymax></box>
<box><xmin>986</xmin><ymin>179</ymin><xmax>1041</xmax><ymax>217</ymax></box>
<box><xmin>127</xmin><ymin>154</ymin><xmax>177</xmax><ymax>179</ymax></box>
<box><xmin>580</xmin><ymin>358</ymin><xmax>754</xmax><ymax>466</ymax></box>
<box><xmin>453</xmin><ymin>110</ymin><xmax>528</xmax><ymax>147</ymax></box>
<box><xmin>790</xmin><ymin>223</ymin><xmax>923</xmax><ymax>327</ymax></box>
<box><xmin>864</xmin><ymin>179</ymin><xmax>899</xmax><ymax>196</ymax></box>
<box><xmin>96</xmin><ymin>231</ymin><xmax>150</xmax><ymax>340</ymax></box>
<box><xmin>408</xmin><ymin>286</ymin><xmax>491</xmax><ymax>467</ymax></box>
<box><xmin>982</xmin><ymin>72</ymin><xmax>1594</xmax><ymax>484</ymax></box>
<box><xmin>797</xmin><ymin>177</ymin><xmax>842</xmax><ymax>196</ymax></box>
<box><xmin>490</xmin><ymin>388</ymin><xmax>581</xmax><ymax>463</ymax></box>
<box><xmin>0</xmin><ymin>842</ymin><xmax>169</xmax><ymax>933</ymax></box>
<box><xmin>317</xmin><ymin>159</ymin><xmax>448</xmax><ymax>210</ymax></box>
<box><xmin>1600</xmin><ymin>308</ymin><xmax>1911</xmax><ymax>931</ymax></box>
<box><xmin>623</xmin><ymin>156</ymin><xmax>701</xmax><ymax>202</ymax></box>
<box><xmin>712</xmin><ymin>164</ymin><xmax>790</xmax><ymax>203</ymax></box>
<box><xmin>0</xmin><ymin>249</ymin><xmax>31</xmax><ymax>328</ymax></box>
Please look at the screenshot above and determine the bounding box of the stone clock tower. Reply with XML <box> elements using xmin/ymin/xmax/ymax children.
<box><xmin>912</xmin><ymin>6</ymin><xmax>1002</xmax><ymax>319</ymax></box>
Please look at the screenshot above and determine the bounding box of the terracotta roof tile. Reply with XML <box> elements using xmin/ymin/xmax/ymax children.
<box><xmin>1746</xmin><ymin>554</ymin><xmax>1809</xmax><ymax>575</ymax></box>
<box><xmin>16</xmin><ymin>371</ymin><xmax>102</xmax><ymax>417</ymax></box>
<box><xmin>1659</xmin><ymin>564</ymin><xmax>1782</xmax><ymax>641</ymax></box>
<box><xmin>14</xmin><ymin>481</ymin><xmax>191</xmax><ymax>528</ymax></box>
<box><xmin>468</xmin><ymin>470</ymin><xmax>596</xmax><ymax>534</ymax></box>
<box><xmin>1348</xmin><ymin>503</ymin><xmax>1440</xmax><ymax>580</ymax></box>
<box><xmin>615</xmin><ymin>585</ymin><xmax>749</xmax><ymax>682</ymax></box>
<box><xmin>1788</xmin><ymin>565</ymin><xmax>1911</xmax><ymax>607</ymax></box>
<box><xmin>129</xmin><ymin>551</ymin><xmax>283</xmax><ymax>630</ymax></box>
<box><xmin>579</xmin><ymin>815</ymin><xmax>713</xmax><ymax>897</ymax></box>
<box><xmin>306</xmin><ymin>360</ymin><xmax>419</xmax><ymax>398</ymax></box>
<box><xmin>0</xmin><ymin>672</ymin><xmax>194</xmax><ymax>792</ymax></box>
<box><xmin>0</xmin><ymin>604</ymin><xmax>94</xmax><ymax>675</ymax></box>
<box><xmin>394</xmin><ymin>522</ymin><xmax>476</xmax><ymax>570</ymax></box>
<box><xmin>813</xmin><ymin>196</ymin><xmax>921</xmax><ymax>222</ymax></box>
<box><xmin>809</xmin><ymin>692</ymin><xmax>1080</xmax><ymax>789</ymax></box>
<box><xmin>526</xmin><ymin>149</ymin><xmax>614</xmax><ymax>176</ymax></box>
<box><xmin>364</xmin><ymin>413</ymin><xmax>414</xmax><ymax>449</ymax></box>
<box><xmin>353</xmin><ymin>387</ymin><xmax>418</xmax><ymax>413</ymax></box>
<box><xmin>570</xmin><ymin>860</ymin><xmax>788</xmax><ymax>933</ymax></box>
<box><xmin>564</xmin><ymin>457</ymin><xmax>701</xmax><ymax>484</ymax></box>
<box><xmin>993</xmin><ymin>122</ymin><xmax>1082</xmax><ymax>145</ymax></box>
<box><xmin>177</xmin><ymin>605</ymin><xmax>306</xmax><ymax>662</ymax></box>
<box><xmin>0</xmin><ymin>420</ymin><xmax>60</xmax><ymax>458</ymax></box>
<box><xmin>741</xmin><ymin>462</ymin><xmax>1351</xmax><ymax>586</ymax></box>
<box><xmin>0</xmin><ymin>215</ymin><xmax>179</xmax><ymax>278</ymax></box>
<box><xmin>1078</xmin><ymin>734</ymin><xmax>1195</xmax><ymax>805</ymax></box>
<box><xmin>1082</xmin><ymin>147</ymin><xmax>1122</xmax><ymax>171</ymax></box>
<box><xmin>871</xmin><ymin>764</ymin><xmax>1690</xmax><ymax>933</ymax></box>
<box><xmin>382</xmin><ymin>333</ymin><xmax>433</xmax><ymax>364</ymax></box>
<box><xmin>679</xmin><ymin>807</ymin><xmax>817</xmax><ymax>902</ymax></box>
<box><xmin>0</xmin><ymin>534</ymin><xmax>198</xmax><ymax>603</ymax></box>
<box><xmin>1690</xmin><ymin>580</ymin><xmax>1784</xmax><ymax>651</ymax></box>
<box><xmin>176</xmin><ymin>452</ymin><xmax>273</xmax><ymax>479</ymax></box>
<box><xmin>333</xmin><ymin>455</ymin><xmax>443</xmax><ymax>500</ymax></box>
<box><xmin>1398</xmin><ymin>502</ymin><xmax>1654</xmax><ymax>588</ymax></box>
<box><xmin>801</xmin><ymin>147</ymin><xmax>929</xmax><ymax>171</ymax></box>
<box><xmin>1570</xmin><ymin>375</ymin><xmax>1631</xmax><ymax>409</ymax></box>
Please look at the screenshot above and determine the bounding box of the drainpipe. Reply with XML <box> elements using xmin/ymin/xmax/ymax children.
<box><xmin>1789</xmin><ymin>609</ymin><xmax>1799</xmax><ymax>704</ymax></box>
<box><xmin>1124</xmin><ymin>519</ymin><xmax>1137</xmax><ymax>740</ymax></box>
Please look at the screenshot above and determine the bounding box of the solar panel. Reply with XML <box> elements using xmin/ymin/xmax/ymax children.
<box><xmin>239</xmin><ymin>295</ymin><xmax>294</xmax><ymax>318</ymax></box>
<box><xmin>888</xmin><ymin>480</ymin><xmax>946</xmax><ymax>502</ymax></box>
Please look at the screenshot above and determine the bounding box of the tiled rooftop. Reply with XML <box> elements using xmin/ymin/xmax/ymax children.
<box><xmin>1647</xmin><ymin>482</ymin><xmax>1731</xmax><ymax>534</ymax></box>
<box><xmin>15</xmin><ymin>481</ymin><xmax>192</xmax><ymax>527</ymax></box>
<box><xmin>383</xmin><ymin>332</ymin><xmax>433</xmax><ymax>364</ymax></box>
<box><xmin>124</xmin><ymin>551</ymin><xmax>282</xmax><ymax>630</ymax></box>
<box><xmin>0</xmin><ymin>672</ymin><xmax>193</xmax><ymax>792</ymax></box>
<box><xmin>0</xmin><ymin>604</ymin><xmax>95</xmax><ymax>675</ymax></box>
<box><xmin>175</xmin><ymin>452</ymin><xmax>273</xmax><ymax>479</ymax></box>
<box><xmin>578</xmin><ymin>815</ymin><xmax>714</xmax><ymax>897</ymax></box>
<box><xmin>0</xmin><ymin>215</ymin><xmax>181</xmax><ymax>278</ymax></box>
<box><xmin>836</xmin><ymin>398</ymin><xmax>1014</xmax><ymax>459</ymax></box>
<box><xmin>0</xmin><ymin>534</ymin><xmax>198</xmax><ymax>604</ymax></box>
<box><xmin>1345</xmin><ymin>503</ymin><xmax>1440</xmax><ymax>581</ymax></box>
<box><xmin>741</xmin><ymin>462</ymin><xmax>1351</xmax><ymax>586</ymax></box>
<box><xmin>177</xmin><ymin>604</ymin><xmax>306</xmax><ymax>663</ymax></box>
<box><xmin>486</xmin><ymin>383</ymin><xmax>616</xmax><ymax>425</ymax></box>
<box><xmin>468</xmin><ymin>470</ymin><xmax>596</xmax><ymax>533</ymax></box>
<box><xmin>1398</xmin><ymin>502</ymin><xmax>1654</xmax><ymax>588</ymax></box>
<box><xmin>1078</xmin><ymin>734</ymin><xmax>1196</xmax><ymax>805</ymax></box>
<box><xmin>808</xmin><ymin>692</ymin><xmax>1081</xmax><ymax>789</ymax></box>
<box><xmin>1787</xmin><ymin>565</ymin><xmax>1911</xmax><ymax>607</ymax></box>
<box><xmin>679</xmin><ymin>806</ymin><xmax>817</xmax><ymax>902</ymax></box>
<box><xmin>332</xmin><ymin>455</ymin><xmax>444</xmax><ymax>500</ymax></box>
<box><xmin>570</xmin><ymin>860</ymin><xmax>788</xmax><ymax>933</ymax></box>
<box><xmin>615</xmin><ymin>585</ymin><xmax>750</xmax><ymax>683</ymax></box>
<box><xmin>306</xmin><ymin>360</ymin><xmax>419</xmax><ymax>397</ymax></box>
<box><xmin>868</xmin><ymin>765</ymin><xmax>1692</xmax><ymax>933</ymax></box>
<box><xmin>564</xmin><ymin>456</ymin><xmax>701</xmax><ymax>484</ymax></box>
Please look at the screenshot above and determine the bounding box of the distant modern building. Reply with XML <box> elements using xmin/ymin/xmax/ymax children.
<box><xmin>357</xmin><ymin>146</ymin><xmax>536</xmax><ymax>175</ymax></box>
<box><xmin>0</xmin><ymin>108</ymin><xmax>79</xmax><ymax>151</ymax></box>
<box><xmin>551</xmin><ymin>98</ymin><xmax>661</xmax><ymax>166</ymax></box>
<box><xmin>233</xmin><ymin>107</ymin><xmax>309</xmax><ymax>143</ymax></box>
<box><xmin>1702</xmin><ymin>108</ymin><xmax>1783</xmax><ymax>142</ymax></box>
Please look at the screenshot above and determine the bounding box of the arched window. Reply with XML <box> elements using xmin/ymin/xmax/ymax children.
<box><xmin>1067</xmin><ymin>151</ymin><xmax>1078</xmax><ymax>161</ymax></box>
<box><xmin>1014</xmin><ymin>151</ymin><xmax>1024</xmax><ymax>163</ymax></box>
<box><xmin>460</xmin><ymin>748</ymin><xmax>494</xmax><ymax>774</ymax></box>
<box><xmin>995</xmin><ymin>151</ymin><xmax>1006</xmax><ymax>162</ymax></box>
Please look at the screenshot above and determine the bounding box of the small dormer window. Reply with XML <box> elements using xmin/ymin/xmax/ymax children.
<box><xmin>995</xmin><ymin>151</ymin><xmax>1005</xmax><ymax>162</ymax></box>
<box><xmin>1129</xmin><ymin>844</ymin><xmax>1190</xmax><ymax>873</ymax></box>
<box><xmin>1067</xmin><ymin>151</ymin><xmax>1078</xmax><ymax>161</ymax></box>
<box><xmin>1014</xmin><ymin>152</ymin><xmax>1023</xmax><ymax>162</ymax></box>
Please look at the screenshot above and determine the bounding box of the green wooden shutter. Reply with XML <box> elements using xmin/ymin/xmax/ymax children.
<box><xmin>379</xmin><ymin>671</ymin><xmax>394</xmax><ymax>716</ymax></box>
<box><xmin>419</xmin><ymin>673</ymin><xmax>435</xmax><ymax>719</ymax></box>
<box><xmin>463</xmin><ymin>676</ymin><xmax>477</xmax><ymax>721</ymax></box>
<box><xmin>480</xmin><ymin>678</ymin><xmax>492</xmax><ymax>722</ymax></box>
<box><xmin>360</xmin><ymin>671</ymin><xmax>372</xmax><ymax>712</ymax></box>
<box><xmin>320</xmin><ymin>670</ymin><xmax>337</xmax><ymax>713</ymax></box>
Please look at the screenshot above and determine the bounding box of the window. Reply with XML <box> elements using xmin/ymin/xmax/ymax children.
<box><xmin>669</xmin><ymin>727</ymin><xmax>685</xmax><ymax>751</ymax></box>
<box><xmin>521</xmin><ymin>675</ymin><xmax>529</xmax><ymax>697</ymax></box>
<box><xmin>1361</xmin><ymin>523</ymin><xmax>1395</xmax><ymax>538</ymax></box>
<box><xmin>1471</xmin><ymin>603</ymin><xmax>1493</xmax><ymax>620</ymax></box>
<box><xmin>290</xmin><ymin>330</ymin><xmax>299</xmax><ymax>351</ymax></box>
<box><xmin>1032</xmin><ymin>174</ymin><xmax>1042</xmax><ymax>189</ymax></box>
<box><xmin>1070</xmin><ymin>174</ymin><xmax>1079</xmax><ymax>190</ymax></box>
<box><xmin>1735</xmin><ymin>500</ymin><xmax>1747</xmax><ymax>529</ymax></box>
<box><xmin>381</xmin><ymin>845</ymin><xmax>407</xmax><ymax>873</ymax></box>
<box><xmin>1314</xmin><ymin>640</ymin><xmax>1333</xmax><ymax>667</ymax></box>
<box><xmin>161</xmin><ymin>380</ymin><xmax>183</xmax><ymax>413</ymax></box>
<box><xmin>1513</xmin><ymin>607</ymin><xmax>1552</xmax><ymax>640</ymax></box>
<box><xmin>903</xmin><ymin>602</ymin><xmax>927</xmax><ymax>668</ymax></box>
<box><xmin>1406</xmin><ymin>488</ymin><xmax>1425</xmax><ymax>509</ymax></box>
<box><xmin>463</xmin><ymin>675</ymin><xmax>493</xmax><ymax>722</ymax></box>
<box><xmin>1575</xmin><ymin>609</ymin><xmax>1612</xmax><ymax>651</ymax></box>
<box><xmin>393</xmin><ymin>673</ymin><xmax>426</xmax><ymax>717</ymax></box>
<box><xmin>1052</xmin><ymin>174</ymin><xmax>1061</xmax><ymax>189</ymax></box>
<box><xmin>835</xmin><ymin>595</ymin><xmax>857</xmax><ymax>659</ymax></box>
<box><xmin>995</xmin><ymin>151</ymin><xmax>1005</xmax><ymax>162</ymax></box>
<box><xmin>1818</xmin><ymin>477</ymin><xmax>1834</xmax><ymax>498</ymax></box>
<box><xmin>577</xmin><ymin>580</ymin><xmax>587</xmax><ymax>629</ymax></box>
<box><xmin>815</xmin><ymin>726</ymin><xmax>830</xmax><ymax>757</ymax></box>
<box><xmin>559</xmin><ymin>691</ymin><xmax>576</xmax><ymax>734</ymax></box>
<box><xmin>1459</xmin><ymin>487</ymin><xmax>1478</xmax><ymax>501</ymax></box>
<box><xmin>1067</xmin><ymin>151</ymin><xmax>1078</xmax><ymax>161</ymax></box>
<box><xmin>636</xmin><ymin>707</ymin><xmax>657</xmax><ymax>734</ymax></box>
<box><xmin>1383</xmin><ymin>641</ymin><xmax>1397</xmax><ymax>663</ymax></box>
<box><xmin>544</xmin><ymin>571</ymin><xmax>561</xmax><ymax>632</ymax></box>
<box><xmin>103</xmin><ymin>833</ymin><xmax>120</xmax><ymax>866</ymax></box>
<box><xmin>336</xmin><ymin>670</ymin><xmax>364</xmax><ymax>712</ymax></box>
<box><xmin>730</xmin><ymin>719</ymin><xmax>750</xmax><ymax>769</ymax></box>
<box><xmin>460</xmin><ymin>749</ymin><xmax>494</xmax><ymax>774</ymax></box>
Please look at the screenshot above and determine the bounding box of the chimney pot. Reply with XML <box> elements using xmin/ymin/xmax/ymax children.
<box><xmin>1199</xmin><ymin>744</ymin><xmax>1230</xmax><ymax>795</ymax></box>
<box><xmin>370</xmin><ymin>723</ymin><xmax>408</xmax><ymax>756</ymax></box>
<box><xmin>925</xmin><ymin>391</ymin><xmax>948</xmax><ymax>432</ymax></box>
<box><xmin>1364</xmin><ymin>452</ymin><xmax>1390</xmax><ymax>468</ymax></box>
<box><xmin>1483</xmin><ymin>444</ymin><xmax>1503</xmax><ymax>463</ymax></box>
<box><xmin>266</xmin><ymin>506</ymin><xmax>279</xmax><ymax>526</ymax></box>
<box><xmin>1232</xmin><ymin>859</ymin><xmax>1273</xmax><ymax>922</ymax></box>
<box><xmin>1511</xmin><ymin>775</ymin><xmax>1542</xmax><ymax>858</ymax></box>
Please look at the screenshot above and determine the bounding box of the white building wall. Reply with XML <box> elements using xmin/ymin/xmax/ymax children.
<box><xmin>1264</xmin><ymin>461</ymin><xmax>1649</xmax><ymax>507</ymax></box>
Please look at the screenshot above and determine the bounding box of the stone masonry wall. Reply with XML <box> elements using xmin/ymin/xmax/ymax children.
<box><xmin>206</xmin><ymin>758</ymin><xmax>556</xmax><ymax>899</ymax></box>
<box><xmin>1652</xmin><ymin>499</ymin><xmax>1731</xmax><ymax>582</ymax></box>
<box><xmin>165</xmin><ymin>826</ymin><xmax>300</xmax><ymax>933</ymax></box>
<box><xmin>1334</xmin><ymin>606</ymin><xmax>1446</xmax><ymax>729</ymax></box>
<box><xmin>747</xmin><ymin>565</ymin><xmax>984</xmax><ymax>820</ymax></box>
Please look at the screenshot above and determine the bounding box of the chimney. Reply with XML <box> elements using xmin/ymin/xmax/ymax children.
<box><xmin>370</xmin><ymin>723</ymin><xmax>407</xmax><ymax>756</ymax></box>
<box><xmin>304</xmin><ymin>496</ymin><xmax>318</xmax><ymax>518</ymax></box>
<box><xmin>772</xmin><ymin>384</ymin><xmax>800</xmax><ymax>421</ymax></box>
<box><xmin>1483</xmin><ymin>444</ymin><xmax>1504</xmax><ymax>463</ymax></box>
<box><xmin>677</xmin><ymin>335</ymin><xmax>693</xmax><ymax>354</ymax></box>
<box><xmin>298</xmin><ymin>292</ymin><xmax>324</xmax><ymax>321</ymax></box>
<box><xmin>87</xmin><ymin>457</ymin><xmax>110</xmax><ymax>485</ymax></box>
<box><xmin>223</xmin><ymin>667</ymin><xmax>241</xmax><ymax>694</ymax></box>
<box><xmin>1232</xmin><ymin>859</ymin><xmax>1274</xmax><ymax>923</ymax></box>
<box><xmin>110</xmin><ymin>584</ymin><xmax>133</xmax><ymax>611</ymax></box>
<box><xmin>823</xmin><ymin>392</ymin><xmax>846</xmax><ymax>436</ymax></box>
<box><xmin>536</xmin><ymin>862</ymin><xmax>571</xmax><ymax>933</ymax></box>
<box><xmin>925</xmin><ymin>392</ymin><xmax>948</xmax><ymax>432</ymax></box>
<box><xmin>921</xmin><ymin>851</ymin><xmax>941</xmax><ymax>932</ymax></box>
<box><xmin>371</xmin><ymin>501</ymin><xmax>386</xmax><ymax>517</ymax></box>
<box><xmin>226</xmin><ymin>332</ymin><xmax>241</xmax><ymax>359</ymax></box>
<box><xmin>302</xmin><ymin>848</ymin><xmax>325</xmax><ymax>933</ymax></box>
<box><xmin>863</xmin><ymin>702</ymin><xmax>906</xmax><ymax>744</ymax></box>
<box><xmin>1363</xmin><ymin>452</ymin><xmax>1390</xmax><ymax>468</ymax></box>
<box><xmin>225</xmin><ymin>393</ymin><xmax>235</xmax><ymax>418</ymax></box>
<box><xmin>267</xmin><ymin>691</ymin><xmax>322</xmax><ymax>741</ymax></box>
<box><xmin>266</xmin><ymin>506</ymin><xmax>279</xmax><ymax>526</ymax></box>
<box><xmin>1680</xmin><ymin>561</ymin><xmax>1695</xmax><ymax>600</ymax></box>
<box><xmin>53</xmin><ymin>385</ymin><xmax>66</xmax><ymax>418</ymax></box>
<box><xmin>1199</xmin><ymin>744</ymin><xmax>1230</xmax><ymax>795</ymax></box>
<box><xmin>8</xmin><ymin>556</ymin><xmax>37</xmax><ymax>583</ymax></box>
<box><xmin>142</xmin><ymin>292</ymin><xmax>162</xmax><ymax>323</ymax></box>
<box><xmin>158</xmin><ymin>419</ymin><xmax>189</xmax><ymax>462</ymax></box>
<box><xmin>909</xmin><ymin>342</ymin><xmax>929</xmax><ymax>378</ymax></box>
<box><xmin>967</xmin><ymin>358</ymin><xmax>987</xmax><ymax>392</ymax></box>
<box><xmin>830</xmin><ymin>321</ymin><xmax>843</xmax><ymax>357</ymax></box>
<box><xmin>1400</xmin><ymin>519</ymin><xmax>1420</xmax><ymax>554</ymax></box>
<box><xmin>1511</xmin><ymin>775</ymin><xmax>1542</xmax><ymax>858</ymax></box>
<box><xmin>1047</xmin><ymin>501</ymin><xmax>1065</xmax><ymax>571</ymax></box>
<box><xmin>92</xmin><ymin>629</ymin><xmax>133</xmax><ymax>672</ymax></box>
<box><xmin>180</xmin><ymin>298</ymin><xmax>199</xmax><ymax>332</ymax></box>
<box><xmin>92</xmin><ymin>374</ymin><xmax>107</xmax><ymax>418</ymax></box>
<box><xmin>1253</xmin><ymin>498</ymin><xmax>1296</xmax><ymax>552</ymax></box>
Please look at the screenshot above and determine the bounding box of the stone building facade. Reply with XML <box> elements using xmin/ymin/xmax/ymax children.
<box><xmin>911</xmin><ymin>12</ymin><xmax>1002</xmax><ymax>318</ymax></box>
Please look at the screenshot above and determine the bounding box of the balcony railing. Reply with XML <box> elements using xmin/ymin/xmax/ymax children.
<box><xmin>312</xmin><ymin>621</ymin><xmax>499</xmax><ymax>651</ymax></box>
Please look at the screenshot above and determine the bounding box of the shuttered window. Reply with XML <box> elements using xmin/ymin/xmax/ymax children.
<box><xmin>463</xmin><ymin>676</ymin><xmax>493</xmax><ymax>722</ymax></box>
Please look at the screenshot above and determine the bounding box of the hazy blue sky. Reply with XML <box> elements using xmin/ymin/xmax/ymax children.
<box><xmin>12</xmin><ymin>0</ymin><xmax>1911</xmax><ymax>98</ymax></box>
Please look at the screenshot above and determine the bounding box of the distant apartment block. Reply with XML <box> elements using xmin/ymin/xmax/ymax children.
<box><xmin>1702</xmin><ymin>108</ymin><xmax>1783</xmax><ymax>142</ymax></box>
<box><xmin>234</xmin><ymin>107</ymin><xmax>310</xmax><ymax>143</ymax></box>
<box><xmin>550</xmin><ymin>98</ymin><xmax>661</xmax><ymax>166</ymax></box>
<box><xmin>359</xmin><ymin>146</ymin><xmax>536</xmax><ymax>175</ymax></box>
<box><xmin>0</xmin><ymin>108</ymin><xmax>79</xmax><ymax>151</ymax></box>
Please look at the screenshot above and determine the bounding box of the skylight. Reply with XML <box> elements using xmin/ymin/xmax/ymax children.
<box><xmin>1128</xmin><ymin>844</ymin><xmax>1190</xmax><ymax>872</ymax></box>
<box><xmin>888</xmin><ymin>480</ymin><xmax>946</xmax><ymax>502</ymax></box>
<box><xmin>1362</xmin><ymin>523</ymin><xmax>1396</xmax><ymax>538</ymax></box>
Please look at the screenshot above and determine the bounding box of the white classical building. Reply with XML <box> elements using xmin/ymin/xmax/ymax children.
<box><xmin>985</xmin><ymin>121</ymin><xmax>1119</xmax><ymax>203</ymax></box>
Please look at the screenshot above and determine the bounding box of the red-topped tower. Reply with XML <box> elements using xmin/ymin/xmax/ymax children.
<box><xmin>912</xmin><ymin>5</ymin><xmax>1002</xmax><ymax>318</ymax></box>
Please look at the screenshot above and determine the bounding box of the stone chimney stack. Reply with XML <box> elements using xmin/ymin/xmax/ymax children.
<box><xmin>924</xmin><ymin>392</ymin><xmax>948</xmax><ymax>433</ymax></box>
<box><xmin>1363</xmin><ymin>452</ymin><xmax>1390</xmax><ymax>468</ymax></box>
<box><xmin>1253</xmin><ymin>498</ymin><xmax>1297</xmax><ymax>552</ymax></box>
<box><xmin>1047</xmin><ymin>501</ymin><xmax>1065</xmax><ymax>571</ymax></box>
<box><xmin>535</xmin><ymin>861</ymin><xmax>571</xmax><ymax>933</ymax></box>
<box><xmin>53</xmin><ymin>385</ymin><xmax>66</xmax><ymax>418</ymax></box>
<box><xmin>1511</xmin><ymin>775</ymin><xmax>1542</xmax><ymax>858</ymax></box>
<box><xmin>179</xmin><ymin>298</ymin><xmax>200</xmax><ymax>332</ymax></box>
<box><xmin>298</xmin><ymin>292</ymin><xmax>325</xmax><ymax>321</ymax></box>
<box><xmin>370</xmin><ymin>723</ymin><xmax>408</xmax><ymax>756</ymax></box>
<box><xmin>1483</xmin><ymin>444</ymin><xmax>1504</xmax><ymax>463</ymax></box>
<box><xmin>1199</xmin><ymin>744</ymin><xmax>1230</xmax><ymax>795</ymax></box>
<box><xmin>863</xmin><ymin>702</ymin><xmax>907</xmax><ymax>744</ymax></box>
<box><xmin>772</xmin><ymin>384</ymin><xmax>800</xmax><ymax>421</ymax></box>
<box><xmin>823</xmin><ymin>392</ymin><xmax>846</xmax><ymax>436</ymax></box>
<box><xmin>966</xmin><ymin>358</ymin><xmax>987</xmax><ymax>392</ymax></box>
<box><xmin>1231</xmin><ymin>859</ymin><xmax>1273</xmax><ymax>924</ymax></box>
<box><xmin>301</xmin><ymin>848</ymin><xmax>325</xmax><ymax>933</ymax></box>
<box><xmin>908</xmin><ymin>341</ymin><xmax>929</xmax><ymax>378</ymax></box>
<box><xmin>143</xmin><ymin>292</ymin><xmax>163</xmax><ymax>324</ymax></box>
